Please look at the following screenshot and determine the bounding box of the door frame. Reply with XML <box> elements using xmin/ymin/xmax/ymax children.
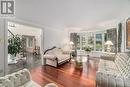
<box><xmin>4</xmin><ymin>18</ymin><xmax>44</xmax><ymax>75</ymax></box>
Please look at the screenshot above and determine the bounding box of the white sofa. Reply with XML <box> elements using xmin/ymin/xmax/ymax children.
<box><xmin>43</xmin><ymin>47</ymin><xmax>71</xmax><ymax>67</ymax></box>
<box><xmin>0</xmin><ymin>69</ymin><xmax>41</xmax><ymax>87</ymax></box>
<box><xmin>96</xmin><ymin>53</ymin><xmax>130</xmax><ymax>87</ymax></box>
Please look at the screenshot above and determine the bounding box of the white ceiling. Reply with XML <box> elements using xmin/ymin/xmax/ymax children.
<box><xmin>16</xmin><ymin>0</ymin><xmax>130</xmax><ymax>31</ymax></box>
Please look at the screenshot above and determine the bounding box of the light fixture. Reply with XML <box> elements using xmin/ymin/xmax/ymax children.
<box><xmin>69</xmin><ymin>41</ymin><xmax>74</xmax><ymax>45</ymax></box>
<box><xmin>105</xmin><ymin>40</ymin><xmax>113</xmax><ymax>52</ymax></box>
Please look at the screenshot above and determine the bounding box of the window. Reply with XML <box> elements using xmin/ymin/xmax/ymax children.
<box><xmin>76</xmin><ymin>35</ymin><xmax>80</xmax><ymax>42</ymax></box>
<box><xmin>82</xmin><ymin>36</ymin><xmax>85</xmax><ymax>42</ymax></box>
<box><xmin>76</xmin><ymin>35</ymin><xmax>80</xmax><ymax>50</ymax></box>
<box><xmin>70</xmin><ymin>31</ymin><xmax>105</xmax><ymax>51</ymax></box>
<box><xmin>88</xmin><ymin>33</ymin><xmax>94</xmax><ymax>50</ymax></box>
<box><xmin>27</xmin><ymin>37</ymin><xmax>33</xmax><ymax>48</ymax></box>
<box><xmin>96</xmin><ymin>33</ymin><xmax>102</xmax><ymax>51</ymax></box>
<box><xmin>81</xmin><ymin>35</ymin><xmax>86</xmax><ymax>50</ymax></box>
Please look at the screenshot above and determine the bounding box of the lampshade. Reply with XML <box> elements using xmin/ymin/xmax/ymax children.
<box><xmin>69</xmin><ymin>41</ymin><xmax>74</xmax><ymax>45</ymax></box>
<box><xmin>105</xmin><ymin>40</ymin><xmax>113</xmax><ymax>45</ymax></box>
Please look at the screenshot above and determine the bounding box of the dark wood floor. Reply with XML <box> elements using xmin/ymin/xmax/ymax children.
<box><xmin>30</xmin><ymin>58</ymin><xmax>99</xmax><ymax>87</ymax></box>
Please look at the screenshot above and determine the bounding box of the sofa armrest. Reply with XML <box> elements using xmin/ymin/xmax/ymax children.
<box><xmin>100</xmin><ymin>53</ymin><xmax>116</xmax><ymax>61</ymax></box>
<box><xmin>96</xmin><ymin>71</ymin><xmax>126</xmax><ymax>87</ymax></box>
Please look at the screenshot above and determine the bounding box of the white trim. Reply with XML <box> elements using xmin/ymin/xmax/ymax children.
<box><xmin>4</xmin><ymin>19</ymin><xmax>8</xmax><ymax>75</ymax></box>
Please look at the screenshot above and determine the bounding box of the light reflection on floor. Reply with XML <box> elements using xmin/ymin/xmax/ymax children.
<box><xmin>8</xmin><ymin>53</ymin><xmax>42</xmax><ymax>74</ymax></box>
<box><xmin>76</xmin><ymin>56</ymin><xmax>88</xmax><ymax>62</ymax></box>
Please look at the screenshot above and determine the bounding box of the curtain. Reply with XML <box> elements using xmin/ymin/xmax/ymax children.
<box><xmin>70</xmin><ymin>33</ymin><xmax>77</xmax><ymax>56</ymax></box>
<box><xmin>106</xmin><ymin>28</ymin><xmax>117</xmax><ymax>53</ymax></box>
<box><xmin>118</xmin><ymin>23</ymin><xmax>122</xmax><ymax>52</ymax></box>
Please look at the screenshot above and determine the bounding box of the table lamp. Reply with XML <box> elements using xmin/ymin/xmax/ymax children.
<box><xmin>105</xmin><ymin>40</ymin><xmax>113</xmax><ymax>52</ymax></box>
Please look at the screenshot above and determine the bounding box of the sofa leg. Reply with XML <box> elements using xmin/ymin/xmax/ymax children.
<box><xmin>68</xmin><ymin>59</ymin><xmax>71</xmax><ymax>62</ymax></box>
<box><xmin>56</xmin><ymin>58</ymin><xmax>58</xmax><ymax>67</ymax></box>
<box><xmin>96</xmin><ymin>82</ymin><xmax>98</xmax><ymax>87</ymax></box>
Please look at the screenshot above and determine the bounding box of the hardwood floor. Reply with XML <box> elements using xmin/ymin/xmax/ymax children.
<box><xmin>30</xmin><ymin>58</ymin><xmax>99</xmax><ymax>87</ymax></box>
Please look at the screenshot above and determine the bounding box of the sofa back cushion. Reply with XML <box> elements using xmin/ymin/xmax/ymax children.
<box><xmin>0</xmin><ymin>69</ymin><xmax>31</xmax><ymax>87</ymax></box>
<box><xmin>53</xmin><ymin>48</ymin><xmax>63</xmax><ymax>55</ymax></box>
<box><xmin>45</xmin><ymin>47</ymin><xmax>63</xmax><ymax>55</ymax></box>
<box><xmin>18</xmin><ymin>69</ymin><xmax>31</xmax><ymax>84</ymax></box>
<box><xmin>115</xmin><ymin>53</ymin><xmax>130</xmax><ymax>77</ymax></box>
<box><xmin>13</xmin><ymin>73</ymin><xmax>22</xmax><ymax>87</ymax></box>
<box><xmin>0</xmin><ymin>79</ymin><xmax>13</xmax><ymax>87</ymax></box>
<box><xmin>0</xmin><ymin>77</ymin><xmax>14</xmax><ymax>87</ymax></box>
<box><xmin>45</xmin><ymin>50</ymin><xmax>54</xmax><ymax>55</ymax></box>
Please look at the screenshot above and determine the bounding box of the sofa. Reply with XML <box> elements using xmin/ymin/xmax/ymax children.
<box><xmin>43</xmin><ymin>47</ymin><xmax>71</xmax><ymax>67</ymax></box>
<box><xmin>0</xmin><ymin>69</ymin><xmax>41</xmax><ymax>87</ymax></box>
<box><xmin>96</xmin><ymin>52</ymin><xmax>130</xmax><ymax>87</ymax></box>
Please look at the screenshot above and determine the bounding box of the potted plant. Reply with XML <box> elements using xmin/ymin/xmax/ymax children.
<box><xmin>85</xmin><ymin>46</ymin><xmax>92</xmax><ymax>57</ymax></box>
<box><xmin>8</xmin><ymin>35</ymin><xmax>22</xmax><ymax>59</ymax></box>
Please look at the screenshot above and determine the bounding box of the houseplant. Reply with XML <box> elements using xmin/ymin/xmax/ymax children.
<box><xmin>8</xmin><ymin>35</ymin><xmax>22</xmax><ymax>59</ymax></box>
<box><xmin>85</xmin><ymin>46</ymin><xmax>92</xmax><ymax>57</ymax></box>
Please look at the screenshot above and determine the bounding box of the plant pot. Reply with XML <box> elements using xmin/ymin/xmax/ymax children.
<box><xmin>9</xmin><ymin>54</ymin><xmax>15</xmax><ymax>60</ymax></box>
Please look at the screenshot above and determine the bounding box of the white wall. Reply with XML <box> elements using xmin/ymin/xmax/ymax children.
<box><xmin>44</xmin><ymin>27</ymin><xmax>69</xmax><ymax>50</ymax></box>
<box><xmin>0</xmin><ymin>19</ymin><xmax>7</xmax><ymax>76</ymax></box>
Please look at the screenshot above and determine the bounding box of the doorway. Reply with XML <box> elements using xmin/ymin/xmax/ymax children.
<box><xmin>7</xmin><ymin>21</ymin><xmax>43</xmax><ymax>73</ymax></box>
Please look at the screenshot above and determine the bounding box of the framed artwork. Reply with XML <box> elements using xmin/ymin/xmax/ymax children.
<box><xmin>126</xmin><ymin>18</ymin><xmax>130</xmax><ymax>49</ymax></box>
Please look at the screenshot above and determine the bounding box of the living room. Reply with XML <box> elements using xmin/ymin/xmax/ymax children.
<box><xmin>0</xmin><ymin>0</ymin><xmax>130</xmax><ymax>87</ymax></box>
